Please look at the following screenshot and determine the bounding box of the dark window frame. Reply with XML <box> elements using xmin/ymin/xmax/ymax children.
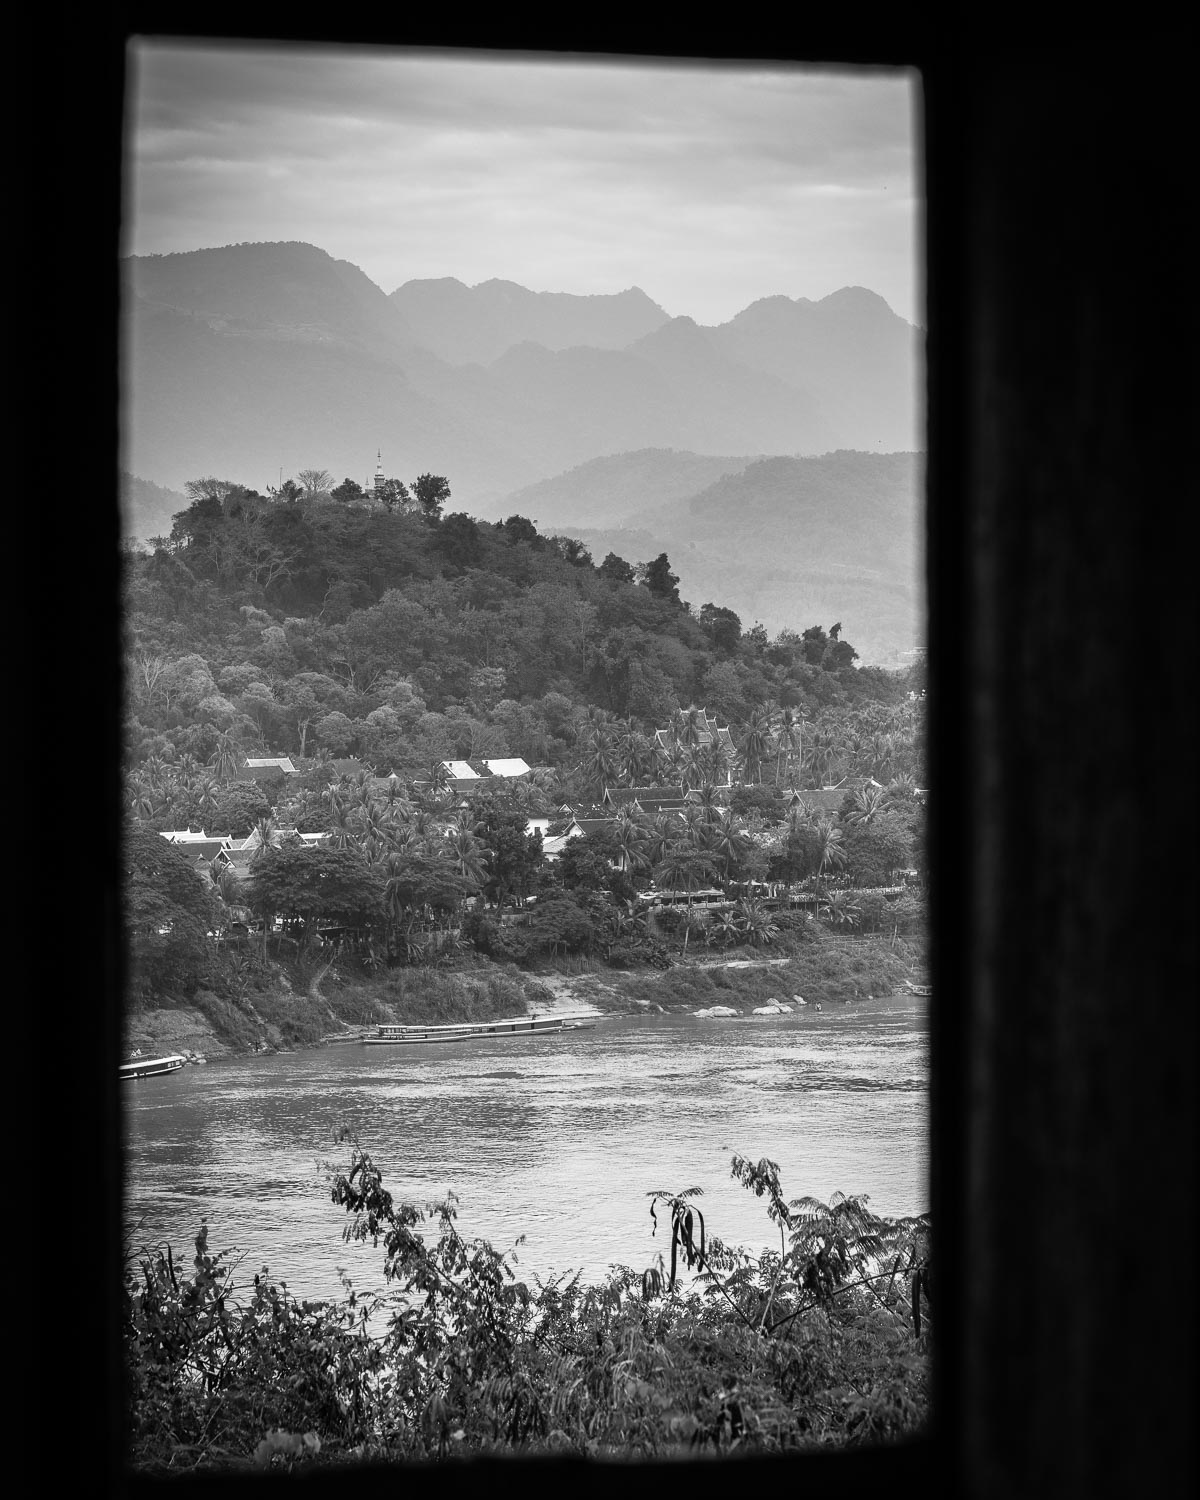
<box><xmin>44</xmin><ymin>18</ymin><xmax>1193</xmax><ymax>1499</ymax></box>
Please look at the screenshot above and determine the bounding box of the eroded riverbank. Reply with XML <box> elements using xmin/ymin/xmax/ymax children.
<box><xmin>124</xmin><ymin>939</ymin><xmax>917</xmax><ymax>1061</ymax></box>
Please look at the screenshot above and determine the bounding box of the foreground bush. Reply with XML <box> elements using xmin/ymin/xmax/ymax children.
<box><xmin>125</xmin><ymin>1138</ymin><xmax>930</xmax><ymax>1470</ymax></box>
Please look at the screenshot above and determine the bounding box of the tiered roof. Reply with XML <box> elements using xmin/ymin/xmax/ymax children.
<box><xmin>653</xmin><ymin>708</ymin><xmax>736</xmax><ymax>755</ymax></box>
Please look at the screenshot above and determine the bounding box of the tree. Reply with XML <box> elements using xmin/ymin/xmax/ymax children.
<box><xmin>297</xmin><ymin>469</ymin><xmax>334</xmax><ymax>499</ymax></box>
<box><xmin>330</xmin><ymin>477</ymin><xmax>365</xmax><ymax>505</ymax></box>
<box><xmin>471</xmin><ymin>791</ymin><xmax>542</xmax><ymax>908</ymax></box>
<box><xmin>599</xmin><ymin>552</ymin><xmax>636</xmax><ymax>585</ymax></box>
<box><xmin>245</xmin><ymin>844</ymin><xmax>386</xmax><ymax>951</ymax></box>
<box><xmin>801</xmin><ymin>625</ymin><xmax>829</xmax><ymax>666</ymax></box>
<box><xmin>640</xmin><ymin>553</ymin><xmax>681</xmax><ymax>604</ymax></box>
<box><xmin>739</xmin><ymin>707</ymin><xmax>773</xmax><ymax>785</ymax></box>
<box><xmin>698</xmin><ymin>603</ymin><xmax>742</xmax><ymax>651</ymax></box>
<box><xmin>436</xmin><ymin>512</ymin><xmax>481</xmax><ymax>572</ymax></box>
<box><xmin>378</xmin><ymin>478</ymin><xmax>412</xmax><ymax>513</ymax></box>
<box><xmin>774</xmin><ymin>707</ymin><xmax>803</xmax><ymax>787</ymax></box>
<box><xmin>412</xmin><ymin>473</ymin><xmax>451</xmax><ymax>520</ymax></box>
<box><xmin>500</xmin><ymin>515</ymin><xmax>541</xmax><ymax>548</ymax></box>
<box><xmin>123</xmin><ymin>825</ymin><xmax>222</xmax><ymax>1001</ymax></box>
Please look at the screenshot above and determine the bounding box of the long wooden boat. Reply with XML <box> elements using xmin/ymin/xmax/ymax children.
<box><xmin>904</xmin><ymin>981</ymin><xmax>932</xmax><ymax>997</ymax></box>
<box><xmin>120</xmin><ymin>1053</ymin><xmax>187</xmax><ymax>1079</ymax></box>
<box><xmin>363</xmin><ymin>1014</ymin><xmax>597</xmax><ymax>1046</ymax></box>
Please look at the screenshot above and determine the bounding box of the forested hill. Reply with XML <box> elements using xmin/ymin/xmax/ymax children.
<box><xmin>497</xmin><ymin>450</ymin><xmax>923</xmax><ymax>665</ymax></box>
<box><xmin>124</xmin><ymin>476</ymin><xmax>923</xmax><ymax>783</ymax></box>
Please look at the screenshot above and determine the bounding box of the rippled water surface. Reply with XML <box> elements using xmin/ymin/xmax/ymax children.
<box><xmin>124</xmin><ymin>995</ymin><xmax>928</xmax><ymax>1302</ymax></box>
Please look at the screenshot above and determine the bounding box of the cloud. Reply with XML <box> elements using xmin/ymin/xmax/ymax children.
<box><xmin>125</xmin><ymin>43</ymin><xmax>918</xmax><ymax>324</ymax></box>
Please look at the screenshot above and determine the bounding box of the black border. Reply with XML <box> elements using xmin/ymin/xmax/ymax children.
<box><xmin>36</xmin><ymin>15</ymin><xmax>1195</xmax><ymax>1498</ymax></box>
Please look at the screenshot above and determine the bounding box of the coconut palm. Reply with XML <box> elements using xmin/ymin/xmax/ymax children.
<box><xmin>581</xmin><ymin>725</ymin><xmax>621</xmax><ymax>796</ymax></box>
<box><xmin>846</xmin><ymin>783</ymin><xmax>888</xmax><ymax>825</ymax></box>
<box><xmin>693</xmin><ymin>782</ymin><xmax>723</xmax><ymax>827</ymax></box>
<box><xmin>610</xmin><ymin>806</ymin><xmax>651</xmax><ymax>876</ymax></box>
<box><xmin>739</xmin><ymin>706</ymin><xmax>773</xmax><ymax>785</ymax></box>
<box><xmin>209</xmin><ymin>729</ymin><xmax>241</xmax><ymax>782</ymax></box>
<box><xmin>652</xmin><ymin>844</ymin><xmax>720</xmax><ymax>938</ymax></box>
<box><xmin>448</xmin><ymin>824</ymin><xmax>488</xmax><ymax>891</ymax></box>
<box><xmin>774</xmin><ymin>708</ymin><xmax>803</xmax><ymax>787</ymax></box>
<box><xmin>886</xmin><ymin>772</ymin><xmax>919</xmax><ymax>804</ymax></box>
<box><xmin>811</xmin><ymin>816</ymin><xmax>848</xmax><ymax>898</ymax></box>
<box><xmin>697</xmin><ymin>737</ymin><xmax>732</xmax><ymax>789</ymax></box>
<box><xmin>194</xmin><ymin>775</ymin><xmax>222</xmax><ymax>829</ymax></box>
<box><xmin>707</xmin><ymin>810</ymin><xmax>751</xmax><ymax>883</ymax></box>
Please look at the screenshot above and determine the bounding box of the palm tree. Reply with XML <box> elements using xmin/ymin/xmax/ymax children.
<box><xmin>210</xmin><ymin>729</ymin><xmax>241</xmax><ymax>782</ymax></box>
<box><xmin>249</xmin><ymin>815</ymin><xmax>283</xmax><ymax>862</ymax></box>
<box><xmin>813</xmin><ymin>726</ymin><xmax>844</xmax><ymax>788</ymax></box>
<box><xmin>694</xmin><ymin>782</ymin><xmax>723</xmax><ymax>827</ymax></box>
<box><xmin>739</xmin><ymin>706</ymin><xmax>773</xmax><ymax>785</ymax></box>
<box><xmin>611</xmin><ymin>807</ymin><xmax>651</xmax><ymax>877</ymax></box>
<box><xmin>194</xmin><ymin>776</ymin><xmax>222</xmax><ymax>829</ymax></box>
<box><xmin>847</xmin><ymin>783</ymin><xmax>888</xmax><ymax>825</ymax></box>
<box><xmin>697</xmin><ymin>738</ymin><xmax>732</xmax><ymax>789</ymax></box>
<box><xmin>448</xmin><ymin>824</ymin><xmax>488</xmax><ymax>892</ymax></box>
<box><xmin>652</xmin><ymin>845</ymin><xmax>720</xmax><ymax>947</ymax></box>
<box><xmin>774</xmin><ymin>708</ymin><xmax>803</xmax><ymax>787</ymax></box>
<box><xmin>811</xmin><ymin>815</ymin><xmax>848</xmax><ymax>899</ymax></box>
<box><xmin>707</xmin><ymin>810</ymin><xmax>750</xmax><ymax>884</ymax></box>
<box><xmin>581</xmin><ymin>725</ymin><xmax>621</xmax><ymax>797</ymax></box>
<box><xmin>616</xmin><ymin>718</ymin><xmax>656</xmax><ymax>785</ymax></box>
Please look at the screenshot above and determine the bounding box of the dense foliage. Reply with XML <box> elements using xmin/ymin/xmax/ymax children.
<box><xmin>124</xmin><ymin>474</ymin><xmax>924</xmax><ymax>776</ymax></box>
<box><xmin>125</xmin><ymin>1137</ymin><xmax>930</xmax><ymax>1470</ymax></box>
<box><xmin>122</xmin><ymin>472</ymin><xmax>927</xmax><ymax>1010</ymax></box>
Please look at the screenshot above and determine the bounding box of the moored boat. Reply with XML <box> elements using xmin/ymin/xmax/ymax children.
<box><xmin>904</xmin><ymin>981</ymin><xmax>932</xmax><ymax>997</ymax></box>
<box><xmin>120</xmin><ymin>1054</ymin><xmax>187</xmax><ymax>1079</ymax></box>
<box><xmin>363</xmin><ymin>1014</ymin><xmax>597</xmax><ymax>1046</ymax></box>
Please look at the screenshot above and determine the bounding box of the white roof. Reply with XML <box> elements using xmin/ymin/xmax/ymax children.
<box><xmin>442</xmin><ymin>760</ymin><xmax>478</xmax><ymax>779</ymax></box>
<box><xmin>245</xmin><ymin>756</ymin><xmax>297</xmax><ymax>773</ymax></box>
<box><xmin>483</xmin><ymin>757</ymin><xmax>531</xmax><ymax>777</ymax></box>
<box><xmin>161</xmin><ymin>830</ymin><xmax>213</xmax><ymax>843</ymax></box>
<box><xmin>542</xmin><ymin>835</ymin><xmax>573</xmax><ymax>859</ymax></box>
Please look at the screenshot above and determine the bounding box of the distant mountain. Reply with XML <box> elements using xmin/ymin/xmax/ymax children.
<box><xmin>121</xmin><ymin>241</ymin><xmax>921</xmax><ymax>517</ymax></box>
<box><xmin>557</xmin><ymin>451</ymin><xmax>924</xmax><ymax>666</ymax></box>
<box><xmin>703</xmin><ymin>289</ymin><xmax>923</xmax><ymax>453</ymax></box>
<box><xmin>119</xmin><ymin>471</ymin><xmax>188</xmax><ymax>542</ymax></box>
<box><xmin>495</xmin><ymin>449</ymin><xmax>762</xmax><ymax>530</ymax></box>
<box><xmin>126</xmin><ymin>241</ymin><xmax>419</xmax><ymax>364</ymax></box>
<box><xmin>388</xmin><ymin>277</ymin><xmax>669</xmax><ymax>365</ymax></box>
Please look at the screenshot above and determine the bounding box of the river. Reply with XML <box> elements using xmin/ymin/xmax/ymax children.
<box><xmin>123</xmin><ymin>993</ymin><xmax>928</xmax><ymax>1305</ymax></box>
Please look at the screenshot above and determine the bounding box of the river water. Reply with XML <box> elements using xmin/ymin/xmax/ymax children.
<box><xmin>123</xmin><ymin>994</ymin><xmax>928</xmax><ymax>1305</ymax></box>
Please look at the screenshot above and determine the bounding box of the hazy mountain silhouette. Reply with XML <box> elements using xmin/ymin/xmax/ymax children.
<box><xmin>551</xmin><ymin>451</ymin><xmax>924</xmax><ymax>666</ymax></box>
<box><xmin>704</xmin><ymin>288</ymin><xmax>922</xmax><ymax>453</ymax></box>
<box><xmin>388</xmin><ymin>276</ymin><xmax>669</xmax><ymax>364</ymax></box>
<box><xmin>119</xmin><ymin>471</ymin><xmax>188</xmax><ymax>543</ymax></box>
<box><xmin>496</xmin><ymin>448</ymin><xmax>761</xmax><ymax>529</ymax></box>
<box><xmin>122</xmin><ymin>241</ymin><xmax>921</xmax><ymax>516</ymax></box>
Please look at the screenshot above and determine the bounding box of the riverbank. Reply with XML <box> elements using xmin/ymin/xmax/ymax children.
<box><xmin>124</xmin><ymin>936</ymin><xmax>918</xmax><ymax>1060</ymax></box>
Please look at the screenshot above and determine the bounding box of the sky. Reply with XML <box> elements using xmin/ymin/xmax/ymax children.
<box><xmin>125</xmin><ymin>43</ymin><xmax>919</xmax><ymax>328</ymax></box>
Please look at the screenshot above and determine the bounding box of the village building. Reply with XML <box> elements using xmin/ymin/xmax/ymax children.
<box><xmin>653</xmin><ymin>708</ymin><xmax>736</xmax><ymax>786</ymax></box>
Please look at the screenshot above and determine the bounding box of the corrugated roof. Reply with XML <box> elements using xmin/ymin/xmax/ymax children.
<box><xmin>442</xmin><ymin>760</ymin><xmax>478</xmax><ymax>779</ymax></box>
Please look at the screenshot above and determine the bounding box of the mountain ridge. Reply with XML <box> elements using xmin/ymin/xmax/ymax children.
<box><xmin>121</xmin><ymin>239</ymin><xmax>922</xmax><ymax>510</ymax></box>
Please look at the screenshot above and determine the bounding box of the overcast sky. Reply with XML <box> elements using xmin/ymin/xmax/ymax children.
<box><xmin>126</xmin><ymin>43</ymin><xmax>919</xmax><ymax>327</ymax></box>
